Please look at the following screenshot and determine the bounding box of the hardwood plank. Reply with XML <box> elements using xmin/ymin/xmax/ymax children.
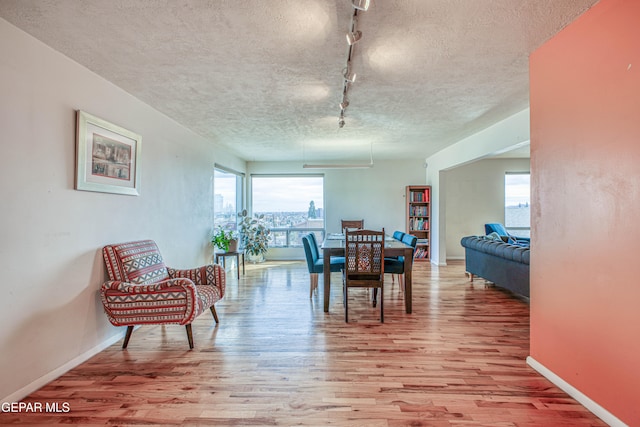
<box><xmin>0</xmin><ymin>261</ymin><xmax>607</xmax><ymax>426</ymax></box>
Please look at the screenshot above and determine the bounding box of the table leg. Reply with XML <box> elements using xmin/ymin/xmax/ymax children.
<box><xmin>241</xmin><ymin>253</ymin><xmax>245</xmax><ymax>275</ymax></box>
<box><xmin>404</xmin><ymin>248</ymin><xmax>413</xmax><ymax>314</ymax></box>
<box><xmin>323</xmin><ymin>250</ymin><xmax>331</xmax><ymax>312</ymax></box>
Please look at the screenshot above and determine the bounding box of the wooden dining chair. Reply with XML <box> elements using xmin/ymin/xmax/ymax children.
<box><xmin>343</xmin><ymin>228</ymin><xmax>385</xmax><ymax>323</ymax></box>
<box><xmin>341</xmin><ymin>219</ymin><xmax>364</xmax><ymax>233</ymax></box>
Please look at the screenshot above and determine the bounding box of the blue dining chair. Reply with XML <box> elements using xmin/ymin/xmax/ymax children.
<box><xmin>385</xmin><ymin>233</ymin><xmax>417</xmax><ymax>291</ymax></box>
<box><xmin>402</xmin><ymin>233</ymin><xmax>418</xmax><ymax>248</ymax></box>
<box><xmin>302</xmin><ymin>234</ymin><xmax>344</xmax><ymax>298</ymax></box>
<box><xmin>386</xmin><ymin>230</ymin><xmax>406</xmax><ymax>266</ymax></box>
<box><xmin>307</xmin><ymin>232</ymin><xmax>322</xmax><ymax>251</ymax></box>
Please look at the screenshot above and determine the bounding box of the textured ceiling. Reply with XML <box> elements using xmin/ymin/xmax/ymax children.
<box><xmin>0</xmin><ymin>0</ymin><xmax>598</xmax><ymax>163</ymax></box>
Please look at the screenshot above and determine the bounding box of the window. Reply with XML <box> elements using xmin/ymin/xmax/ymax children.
<box><xmin>505</xmin><ymin>172</ymin><xmax>530</xmax><ymax>238</ymax></box>
<box><xmin>214</xmin><ymin>167</ymin><xmax>243</xmax><ymax>232</ymax></box>
<box><xmin>251</xmin><ymin>175</ymin><xmax>324</xmax><ymax>247</ymax></box>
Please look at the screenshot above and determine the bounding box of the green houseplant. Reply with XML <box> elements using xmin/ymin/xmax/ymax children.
<box><xmin>238</xmin><ymin>209</ymin><xmax>270</xmax><ymax>261</ymax></box>
<box><xmin>211</xmin><ymin>226</ymin><xmax>238</xmax><ymax>253</ymax></box>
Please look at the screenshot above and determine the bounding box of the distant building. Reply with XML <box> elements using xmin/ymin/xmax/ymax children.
<box><xmin>214</xmin><ymin>194</ymin><xmax>223</xmax><ymax>213</ymax></box>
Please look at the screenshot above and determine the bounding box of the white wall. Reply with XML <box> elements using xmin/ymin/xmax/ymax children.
<box><xmin>0</xmin><ymin>18</ymin><xmax>245</xmax><ymax>401</ymax></box>
<box><xmin>445</xmin><ymin>158</ymin><xmax>530</xmax><ymax>259</ymax></box>
<box><xmin>247</xmin><ymin>160</ymin><xmax>427</xmax><ymax>259</ymax></box>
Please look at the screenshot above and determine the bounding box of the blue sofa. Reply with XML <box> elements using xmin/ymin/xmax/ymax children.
<box><xmin>460</xmin><ymin>235</ymin><xmax>530</xmax><ymax>298</ymax></box>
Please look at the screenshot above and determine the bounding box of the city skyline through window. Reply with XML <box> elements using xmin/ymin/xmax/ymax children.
<box><xmin>214</xmin><ymin>168</ymin><xmax>242</xmax><ymax>231</ymax></box>
<box><xmin>251</xmin><ymin>175</ymin><xmax>324</xmax><ymax>247</ymax></box>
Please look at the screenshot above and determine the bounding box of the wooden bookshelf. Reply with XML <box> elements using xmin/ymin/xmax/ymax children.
<box><xmin>406</xmin><ymin>185</ymin><xmax>431</xmax><ymax>261</ymax></box>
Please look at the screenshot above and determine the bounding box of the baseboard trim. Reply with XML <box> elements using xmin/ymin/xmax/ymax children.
<box><xmin>526</xmin><ymin>356</ymin><xmax>627</xmax><ymax>427</ymax></box>
<box><xmin>1</xmin><ymin>330</ymin><xmax>127</xmax><ymax>403</ymax></box>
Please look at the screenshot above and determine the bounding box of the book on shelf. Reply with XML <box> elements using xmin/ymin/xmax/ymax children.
<box><xmin>409</xmin><ymin>218</ymin><xmax>429</xmax><ymax>230</ymax></box>
<box><xmin>409</xmin><ymin>188</ymin><xmax>430</xmax><ymax>203</ymax></box>
<box><xmin>409</xmin><ymin>205</ymin><xmax>428</xmax><ymax>216</ymax></box>
<box><xmin>414</xmin><ymin>247</ymin><xmax>429</xmax><ymax>259</ymax></box>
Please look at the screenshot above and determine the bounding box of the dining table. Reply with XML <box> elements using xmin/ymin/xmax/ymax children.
<box><xmin>321</xmin><ymin>233</ymin><xmax>415</xmax><ymax>314</ymax></box>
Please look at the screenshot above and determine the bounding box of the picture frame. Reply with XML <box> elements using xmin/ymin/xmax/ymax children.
<box><xmin>75</xmin><ymin>110</ymin><xmax>142</xmax><ymax>196</ymax></box>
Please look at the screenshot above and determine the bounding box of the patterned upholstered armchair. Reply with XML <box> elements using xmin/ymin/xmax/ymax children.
<box><xmin>101</xmin><ymin>240</ymin><xmax>226</xmax><ymax>349</ymax></box>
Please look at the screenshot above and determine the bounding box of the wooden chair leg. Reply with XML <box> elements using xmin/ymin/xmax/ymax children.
<box><xmin>399</xmin><ymin>274</ymin><xmax>405</xmax><ymax>292</ymax></box>
<box><xmin>372</xmin><ymin>288</ymin><xmax>378</xmax><ymax>307</ymax></box>
<box><xmin>310</xmin><ymin>273</ymin><xmax>317</xmax><ymax>298</ymax></box>
<box><xmin>185</xmin><ymin>324</ymin><xmax>194</xmax><ymax>349</ymax></box>
<box><xmin>210</xmin><ymin>306</ymin><xmax>219</xmax><ymax>323</ymax></box>
<box><xmin>122</xmin><ymin>325</ymin><xmax>134</xmax><ymax>349</ymax></box>
<box><xmin>380</xmin><ymin>285</ymin><xmax>384</xmax><ymax>323</ymax></box>
<box><xmin>344</xmin><ymin>284</ymin><xmax>349</xmax><ymax>323</ymax></box>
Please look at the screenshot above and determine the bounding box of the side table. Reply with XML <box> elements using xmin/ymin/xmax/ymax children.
<box><xmin>215</xmin><ymin>251</ymin><xmax>245</xmax><ymax>279</ymax></box>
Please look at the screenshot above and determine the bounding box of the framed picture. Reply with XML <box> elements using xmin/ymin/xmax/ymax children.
<box><xmin>75</xmin><ymin>110</ymin><xmax>142</xmax><ymax>195</ymax></box>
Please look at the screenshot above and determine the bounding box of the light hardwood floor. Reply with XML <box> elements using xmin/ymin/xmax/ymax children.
<box><xmin>1</xmin><ymin>260</ymin><xmax>606</xmax><ymax>426</ymax></box>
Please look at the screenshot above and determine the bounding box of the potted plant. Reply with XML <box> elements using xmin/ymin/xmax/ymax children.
<box><xmin>238</xmin><ymin>209</ymin><xmax>270</xmax><ymax>262</ymax></box>
<box><xmin>211</xmin><ymin>226</ymin><xmax>238</xmax><ymax>253</ymax></box>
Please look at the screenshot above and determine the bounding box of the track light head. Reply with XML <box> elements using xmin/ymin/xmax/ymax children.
<box><xmin>339</xmin><ymin>100</ymin><xmax>350</xmax><ymax>110</ymax></box>
<box><xmin>343</xmin><ymin>66</ymin><xmax>356</xmax><ymax>83</ymax></box>
<box><xmin>351</xmin><ymin>0</ymin><xmax>370</xmax><ymax>11</ymax></box>
<box><xmin>346</xmin><ymin>30</ymin><xmax>362</xmax><ymax>45</ymax></box>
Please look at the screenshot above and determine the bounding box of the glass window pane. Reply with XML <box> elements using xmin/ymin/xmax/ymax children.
<box><xmin>251</xmin><ymin>176</ymin><xmax>324</xmax><ymax>248</ymax></box>
<box><xmin>505</xmin><ymin>173</ymin><xmax>530</xmax><ymax>238</ymax></box>
<box><xmin>214</xmin><ymin>169</ymin><xmax>241</xmax><ymax>231</ymax></box>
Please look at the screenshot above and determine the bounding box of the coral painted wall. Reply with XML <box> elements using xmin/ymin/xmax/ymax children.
<box><xmin>529</xmin><ymin>0</ymin><xmax>640</xmax><ymax>424</ymax></box>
